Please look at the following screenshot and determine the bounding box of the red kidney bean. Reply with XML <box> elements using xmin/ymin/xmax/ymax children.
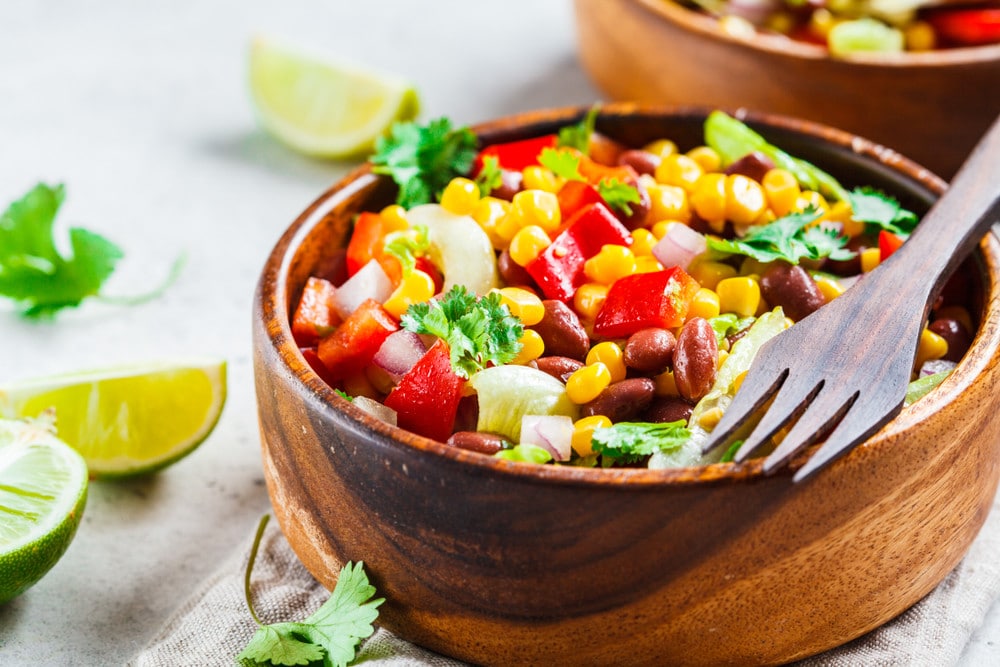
<box><xmin>823</xmin><ymin>235</ymin><xmax>871</xmax><ymax>276</ymax></box>
<box><xmin>724</xmin><ymin>151</ymin><xmax>775</xmax><ymax>182</ymax></box>
<box><xmin>760</xmin><ymin>262</ymin><xmax>826</xmax><ymax>322</ymax></box>
<box><xmin>488</xmin><ymin>168</ymin><xmax>523</xmax><ymax>201</ymax></box>
<box><xmin>642</xmin><ymin>396</ymin><xmax>693</xmax><ymax>424</ymax></box>
<box><xmin>446</xmin><ymin>431</ymin><xmax>509</xmax><ymax>455</ymax></box>
<box><xmin>532</xmin><ymin>356</ymin><xmax>584</xmax><ymax>383</ymax></box>
<box><xmin>929</xmin><ymin>317</ymin><xmax>972</xmax><ymax>362</ymax></box>
<box><xmin>617</xmin><ymin>149</ymin><xmax>661</xmax><ymax>176</ymax></box>
<box><xmin>452</xmin><ymin>395</ymin><xmax>480</xmax><ymax>433</ymax></box>
<box><xmin>624</xmin><ymin>327</ymin><xmax>676</xmax><ymax>374</ymax></box>
<box><xmin>497</xmin><ymin>248</ymin><xmax>536</xmax><ymax>288</ymax></box>
<box><xmin>588</xmin><ymin>131</ymin><xmax>627</xmax><ymax>166</ymax></box>
<box><xmin>673</xmin><ymin>317</ymin><xmax>718</xmax><ymax>403</ymax></box>
<box><xmin>617</xmin><ymin>177</ymin><xmax>652</xmax><ymax>230</ymax></box>
<box><xmin>532</xmin><ymin>300</ymin><xmax>590</xmax><ymax>361</ymax></box>
<box><xmin>581</xmin><ymin>378</ymin><xmax>656</xmax><ymax>421</ymax></box>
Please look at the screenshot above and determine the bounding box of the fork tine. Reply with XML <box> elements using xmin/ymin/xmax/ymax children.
<box><xmin>792</xmin><ymin>397</ymin><xmax>904</xmax><ymax>483</ymax></box>
<box><xmin>731</xmin><ymin>378</ymin><xmax>825</xmax><ymax>463</ymax></box>
<box><xmin>701</xmin><ymin>366</ymin><xmax>786</xmax><ymax>455</ymax></box>
<box><xmin>761</xmin><ymin>391</ymin><xmax>856</xmax><ymax>474</ymax></box>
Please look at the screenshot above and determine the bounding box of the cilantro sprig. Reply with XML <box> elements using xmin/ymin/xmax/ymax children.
<box><xmin>591</xmin><ymin>421</ymin><xmax>692</xmax><ymax>464</ymax></box>
<box><xmin>556</xmin><ymin>105</ymin><xmax>599</xmax><ymax>154</ymax></box>
<box><xmin>238</xmin><ymin>515</ymin><xmax>383</xmax><ymax>667</ymax></box>
<box><xmin>538</xmin><ymin>148</ymin><xmax>642</xmax><ymax>217</ymax></box>
<box><xmin>596</xmin><ymin>178</ymin><xmax>641</xmax><ymax>216</ymax></box>
<box><xmin>400</xmin><ymin>285</ymin><xmax>523</xmax><ymax>379</ymax></box>
<box><xmin>382</xmin><ymin>224</ymin><xmax>430</xmax><ymax>277</ymax></box>
<box><xmin>706</xmin><ymin>207</ymin><xmax>854</xmax><ymax>265</ymax></box>
<box><xmin>371</xmin><ymin>118</ymin><xmax>478</xmax><ymax>209</ymax></box>
<box><xmin>474</xmin><ymin>155</ymin><xmax>503</xmax><ymax>197</ymax></box>
<box><xmin>847</xmin><ymin>187</ymin><xmax>918</xmax><ymax>236</ymax></box>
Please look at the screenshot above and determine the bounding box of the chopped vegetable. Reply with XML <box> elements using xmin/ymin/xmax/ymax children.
<box><xmin>474</xmin><ymin>155</ymin><xmax>503</xmax><ymax>197</ymax></box>
<box><xmin>470</xmin><ymin>365</ymin><xmax>579</xmax><ymax>442</ymax></box>
<box><xmin>847</xmin><ymin>187</ymin><xmax>919</xmax><ymax>236</ymax></box>
<box><xmin>539</xmin><ymin>148</ymin><xmax>586</xmax><ymax>181</ymax></box>
<box><xmin>317</xmin><ymin>298</ymin><xmax>398</xmax><ymax>381</ymax></box>
<box><xmin>592</xmin><ymin>421</ymin><xmax>692</xmax><ymax>465</ymax></box>
<box><xmin>474</xmin><ymin>134</ymin><xmax>556</xmax><ymax>173</ymax></box>
<box><xmin>382</xmin><ymin>224</ymin><xmax>430</xmax><ymax>277</ymax></box>
<box><xmin>593</xmin><ymin>267</ymin><xmax>700</xmax><ymax>339</ymax></box>
<box><xmin>707</xmin><ymin>208</ymin><xmax>854</xmax><ymax>265</ymax></box>
<box><xmin>596</xmin><ymin>178</ymin><xmax>641</xmax><ymax>217</ymax></box>
<box><xmin>383</xmin><ymin>339</ymin><xmax>465</xmax><ymax>441</ymax></box>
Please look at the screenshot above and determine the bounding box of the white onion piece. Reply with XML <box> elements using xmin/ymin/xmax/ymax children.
<box><xmin>373</xmin><ymin>330</ymin><xmax>427</xmax><ymax>381</ymax></box>
<box><xmin>351</xmin><ymin>396</ymin><xmax>398</xmax><ymax>426</ymax></box>
<box><xmin>652</xmin><ymin>223</ymin><xmax>706</xmax><ymax>270</ymax></box>
<box><xmin>920</xmin><ymin>359</ymin><xmax>956</xmax><ymax>377</ymax></box>
<box><xmin>406</xmin><ymin>204</ymin><xmax>499</xmax><ymax>295</ymax></box>
<box><xmin>520</xmin><ymin>414</ymin><xmax>574</xmax><ymax>461</ymax></box>
<box><xmin>332</xmin><ymin>259</ymin><xmax>393</xmax><ymax>319</ymax></box>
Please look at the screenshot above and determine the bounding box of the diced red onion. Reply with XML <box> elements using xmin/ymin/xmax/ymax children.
<box><xmin>920</xmin><ymin>359</ymin><xmax>956</xmax><ymax>377</ymax></box>
<box><xmin>332</xmin><ymin>259</ymin><xmax>393</xmax><ymax>319</ymax></box>
<box><xmin>652</xmin><ymin>223</ymin><xmax>706</xmax><ymax>270</ymax></box>
<box><xmin>724</xmin><ymin>0</ymin><xmax>779</xmax><ymax>26</ymax></box>
<box><xmin>351</xmin><ymin>396</ymin><xmax>398</xmax><ymax>426</ymax></box>
<box><xmin>520</xmin><ymin>415</ymin><xmax>574</xmax><ymax>461</ymax></box>
<box><xmin>373</xmin><ymin>330</ymin><xmax>428</xmax><ymax>381</ymax></box>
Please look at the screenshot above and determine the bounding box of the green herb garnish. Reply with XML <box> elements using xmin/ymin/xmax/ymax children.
<box><xmin>706</xmin><ymin>208</ymin><xmax>854</xmax><ymax>265</ymax></box>
<box><xmin>334</xmin><ymin>389</ymin><xmax>354</xmax><ymax>402</ymax></box>
<box><xmin>847</xmin><ymin>187</ymin><xmax>918</xmax><ymax>236</ymax></box>
<box><xmin>538</xmin><ymin>147</ymin><xmax>585</xmax><ymax>181</ymax></box>
<box><xmin>591</xmin><ymin>421</ymin><xmax>692</xmax><ymax>464</ymax></box>
<box><xmin>474</xmin><ymin>155</ymin><xmax>503</xmax><ymax>197</ymax></box>
<box><xmin>400</xmin><ymin>285</ymin><xmax>523</xmax><ymax>379</ymax></box>
<box><xmin>382</xmin><ymin>224</ymin><xmax>430</xmax><ymax>277</ymax></box>
<box><xmin>371</xmin><ymin>118</ymin><xmax>478</xmax><ymax>208</ymax></box>
<box><xmin>557</xmin><ymin>105</ymin><xmax>599</xmax><ymax>154</ymax></box>
<box><xmin>237</xmin><ymin>515</ymin><xmax>383</xmax><ymax>667</ymax></box>
<box><xmin>596</xmin><ymin>178</ymin><xmax>641</xmax><ymax>216</ymax></box>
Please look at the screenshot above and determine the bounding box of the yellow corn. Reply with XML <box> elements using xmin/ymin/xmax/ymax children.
<box><xmin>738</xmin><ymin>256</ymin><xmax>770</xmax><ymax>277</ymax></box>
<box><xmin>813</xmin><ymin>274</ymin><xmax>844</xmax><ymax>302</ymax></box>
<box><xmin>796</xmin><ymin>190</ymin><xmax>829</xmax><ymax>213</ymax></box>
<box><xmin>725</xmin><ymin>174</ymin><xmax>767</xmax><ymax>226</ymax></box>
<box><xmin>510</xmin><ymin>328</ymin><xmax>545</xmax><ymax>365</ymax></box>
<box><xmin>440</xmin><ymin>177</ymin><xmax>481</xmax><ymax>216</ymax></box>
<box><xmin>653</xmin><ymin>370</ymin><xmax>679</xmax><ymax>397</ymax></box>
<box><xmin>688</xmin><ymin>259</ymin><xmax>737</xmax><ymax>291</ymax></box>
<box><xmin>631</xmin><ymin>228</ymin><xmax>657</xmax><ymax>256</ymax></box>
<box><xmin>819</xmin><ymin>200</ymin><xmax>853</xmax><ymax>225</ymax></box>
<box><xmin>495</xmin><ymin>286</ymin><xmax>545</xmax><ymax>326</ymax></box>
<box><xmin>383</xmin><ymin>269</ymin><xmax>436</xmax><ymax>318</ymax></box>
<box><xmin>573</xmin><ymin>282</ymin><xmax>609</xmax><ymax>320</ymax></box>
<box><xmin>762</xmin><ymin>168</ymin><xmax>800</xmax><ymax>218</ymax></box>
<box><xmin>522</xmin><ymin>165</ymin><xmax>562</xmax><ymax>193</ymax></box>
<box><xmin>472</xmin><ymin>196</ymin><xmax>511</xmax><ymax>250</ymax></box>
<box><xmin>566</xmin><ymin>362</ymin><xmax>612</xmax><ymax>404</ymax></box>
<box><xmin>587</xmin><ymin>341</ymin><xmax>626</xmax><ymax>383</ymax></box>
<box><xmin>860</xmin><ymin>247</ymin><xmax>882</xmax><ymax>273</ymax></box>
<box><xmin>686</xmin><ymin>145</ymin><xmax>721</xmax><ymax>173</ymax></box>
<box><xmin>690</xmin><ymin>173</ymin><xmax>727</xmax><ymax>232</ymax></box>
<box><xmin>732</xmin><ymin>369</ymin><xmax>748</xmax><ymax>394</ymax></box>
<box><xmin>646</xmin><ymin>182</ymin><xmax>692</xmax><ymax>224</ymax></box>
<box><xmin>809</xmin><ymin>8</ymin><xmax>836</xmax><ymax>38</ymax></box>
<box><xmin>509</xmin><ymin>225</ymin><xmax>552</xmax><ymax>267</ymax></box>
<box><xmin>698</xmin><ymin>406</ymin><xmax>725</xmax><ymax>430</ymax></box>
<box><xmin>379</xmin><ymin>204</ymin><xmax>411</xmax><ymax>233</ymax></box>
<box><xmin>915</xmin><ymin>328</ymin><xmax>949</xmax><ymax>369</ymax></box>
<box><xmin>689</xmin><ymin>287</ymin><xmax>721</xmax><ymax>320</ymax></box>
<box><xmin>717</xmin><ymin>276</ymin><xmax>761</xmax><ymax>318</ymax></box>
<box><xmin>365</xmin><ymin>364</ymin><xmax>396</xmax><ymax>395</ymax></box>
<box><xmin>584</xmin><ymin>244</ymin><xmax>637</xmax><ymax>285</ymax></box>
<box><xmin>717</xmin><ymin>349</ymin><xmax>729</xmax><ymax>368</ymax></box>
<box><xmin>643</xmin><ymin>138</ymin><xmax>677</xmax><ymax>159</ymax></box>
<box><xmin>634</xmin><ymin>256</ymin><xmax>664</xmax><ymax>274</ymax></box>
<box><xmin>841</xmin><ymin>214</ymin><xmax>866</xmax><ymax>238</ymax></box>
<box><xmin>511</xmin><ymin>189</ymin><xmax>561</xmax><ymax>234</ymax></box>
<box><xmin>572</xmin><ymin>415</ymin><xmax>612</xmax><ymax>457</ymax></box>
<box><xmin>906</xmin><ymin>20</ymin><xmax>936</xmax><ymax>51</ymax></box>
<box><xmin>655</xmin><ymin>153</ymin><xmax>704</xmax><ymax>192</ymax></box>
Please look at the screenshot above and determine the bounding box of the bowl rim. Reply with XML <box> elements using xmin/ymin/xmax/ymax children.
<box><xmin>258</xmin><ymin>102</ymin><xmax>1000</xmax><ymax>488</ymax></box>
<box><xmin>629</xmin><ymin>0</ymin><xmax>1000</xmax><ymax>66</ymax></box>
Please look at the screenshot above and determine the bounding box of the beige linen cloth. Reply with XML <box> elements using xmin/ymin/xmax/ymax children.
<box><xmin>132</xmin><ymin>490</ymin><xmax>1000</xmax><ymax>667</ymax></box>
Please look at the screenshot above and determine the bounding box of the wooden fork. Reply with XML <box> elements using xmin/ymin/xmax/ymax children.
<box><xmin>702</xmin><ymin>114</ymin><xmax>1000</xmax><ymax>482</ymax></box>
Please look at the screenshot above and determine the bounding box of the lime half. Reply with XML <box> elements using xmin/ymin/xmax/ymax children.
<box><xmin>0</xmin><ymin>416</ymin><xmax>88</xmax><ymax>604</ymax></box>
<box><xmin>249</xmin><ymin>37</ymin><xmax>420</xmax><ymax>158</ymax></box>
<box><xmin>0</xmin><ymin>359</ymin><xmax>227</xmax><ymax>478</ymax></box>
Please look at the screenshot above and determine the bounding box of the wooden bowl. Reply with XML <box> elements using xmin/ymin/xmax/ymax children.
<box><xmin>253</xmin><ymin>104</ymin><xmax>1000</xmax><ymax>666</ymax></box>
<box><xmin>573</xmin><ymin>0</ymin><xmax>1000</xmax><ymax>179</ymax></box>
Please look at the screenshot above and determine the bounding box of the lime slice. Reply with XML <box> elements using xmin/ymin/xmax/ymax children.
<box><xmin>249</xmin><ymin>37</ymin><xmax>420</xmax><ymax>158</ymax></box>
<box><xmin>0</xmin><ymin>359</ymin><xmax>226</xmax><ymax>478</ymax></box>
<box><xmin>0</xmin><ymin>416</ymin><xmax>88</xmax><ymax>604</ymax></box>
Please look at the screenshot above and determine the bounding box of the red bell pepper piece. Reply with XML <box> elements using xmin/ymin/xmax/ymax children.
<box><xmin>927</xmin><ymin>8</ymin><xmax>1000</xmax><ymax>47</ymax></box>
<box><xmin>383</xmin><ymin>339</ymin><xmax>465</xmax><ymax>442</ymax></box>
<box><xmin>593</xmin><ymin>267</ymin><xmax>700</xmax><ymax>339</ymax></box>
<box><xmin>878</xmin><ymin>229</ymin><xmax>905</xmax><ymax>262</ymax></box>
<box><xmin>577</xmin><ymin>156</ymin><xmax>638</xmax><ymax>187</ymax></box>
<box><xmin>345</xmin><ymin>212</ymin><xmax>403</xmax><ymax>283</ymax></box>
<box><xmin>300</xmin><ymin>347</ymin><xmax>341</xmax><ymax>388</ymax></box>
<box><xmin>557</xmin><ymin>179</ymin><xmax>606</xmax><ymax>220</ymax></box>
<box><xmin>317</xmin><ymin>298</ymin><xmax>398</xmax><ymax>381</ymax></box>
<box><xmin>291</xmin><ymin>277</ymin><xmax>341</xmax><ymax>347</ymax></box>
<box><xmin>525</xmin><ymin>202</ymin><xmax>633</xmax><ymax>302</ymax></box>
<box><xmin>473</xmin><ymin>134</ymin><xmax>558</xmax><ymax>174</ymax></box>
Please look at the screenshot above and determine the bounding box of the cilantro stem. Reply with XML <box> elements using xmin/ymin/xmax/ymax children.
<box><xmin>95</xmin><ymin>252</ymin><xmax>187</xmax><ymax>307</ymax></box>
<box><xmin>243</xmin><ymin>513</ymin><xmax>270</xmax><ymax>627</ymax></box>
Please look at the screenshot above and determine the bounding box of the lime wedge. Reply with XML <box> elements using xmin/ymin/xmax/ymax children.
<box><xmin>0</xmin><ymin>416</ymin><xmax>88</xmax><ymax>604</ymax></box>
<box><xmin>249</xmin><ymin>37</ymin><xmax>420</xmax><ymax>158</ymax></box>
<box><xmin>0</xmin><ymin>359</ymin><xmax>226</xmax><ymax>478</ymax></box>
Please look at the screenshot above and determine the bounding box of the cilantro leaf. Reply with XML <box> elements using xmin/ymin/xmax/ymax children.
<box><xmin>334</xmin><ymin>389</ymin><xmax>354</xmax><ymax>402</ymax></box>
<box><xmin>706</xmin><ymin>208</ymin><xmax>853</xmax><ymax>265</ymax></box>
<box><xmin>371</xmin><ymin>118</ymin><xmax>478</xmax><ymax>208</ymax></box>
<box><xmin>400</xmin><ymin>285</ymin><xmax>523</xmax><ymax>379</ymax></box>
<box><xmin>0</xmin><ymin>183</ymin><xmax>124</xmax><ymax>318</ymax></box>
<box><xmin>382</xmin><ymin>224</ymin><xmax>430</xmax><ymax>277</ymax></box>
<box><xmin>474</xmin><ymin>155</ymin><xmax>503</xmax><ymax>197</ymax></box>
<box><xmin>591</xmin><ymin>421</ymin><xmax>691</xmax><ymax>464</ymax></box>
<box><xmin>847</xmin><ymin>186</ymin><xmax>918</xmax><ymax>236</ymax></box>
<box><xmin>238</xmin><ymin>516</ymin><xmax>383</xmax><ymax>667</ymax></box>
<box><xmin>538</xmin><ymin>148</ymin><xmax>584</xmax><ymax>181</ymax></box>
<box><xmin>596</xmin><ymin>178</ymin><xmax>641</xmax><ymax>216</ymax></box>
<box><xmin>557</xmin><ymin>105</ymin><xmax>599</xmax><ymax>154</ymax></box>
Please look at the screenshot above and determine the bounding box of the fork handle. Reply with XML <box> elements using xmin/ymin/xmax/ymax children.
<box><xmin>884</xmin><ymin>114</ymin><xmax>1000</xmax><ymax>308</ymax></box>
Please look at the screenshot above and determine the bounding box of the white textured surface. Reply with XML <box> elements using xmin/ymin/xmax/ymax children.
<box><xmin>0</xmin><ymin>1</ymin><xmax>996</xmax><ymax>665</ymax></box>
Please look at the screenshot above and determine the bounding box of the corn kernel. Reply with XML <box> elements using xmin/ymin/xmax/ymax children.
<box><xmin>796</xmin><ymin>190</ymin><xmax>829</xmax><ymax>213</ymax></box>
<box><xmin>587</xmin><ymin>342</ymin><xmax>626</xmax><ymax>383</ymax></box>
<box><xmin>566</xmin><ymin>362</ymin><xmax>612</xmax><ymax>404</ymax></box>
<box><xmin>738</xmin><ymin>256</ymin><xmax>770</xmax><ymax>277</ymax></box>
<box><xmin>440</xmin><ymin>177</ymin><xmax>481</xmax><ymax>216</ymax></box>
<box><xmin>572</xmin><ymin>415</ymin><xmax>612</xmax><ymax>457</ymax></box>
<box><xmin>841</xmin><ymin>214</ymin><xmax>866</xmax><ymax>238</ymax></box>
<box><xmin>809</xmin><ymin>8</ymin><xmax>836</xmax><ymax>38</ymax></box>
<box><xmin>522</xmin><ymin>165</ymin><xmax>562</xmax><ymax>193</ymax></box>
<box><xmin>732</xmin><ymin>370</ymin><xmax>748</xmax><ymax>394</ymax></box>
<box><xmin>509</xmin><ymin>225</ymin><xmax>552</xmax><ymax>267</ymax></box>
<box><xmin>688</xmin><ymin>259</ymin><xmax>738</xmax><ymax>291</ymax></box>
<box><xmin>647</xmin><ymin>183</ymin><xmax>692</xmax><ymax>223</ymax></box>
<box><xmin>690</xmin><ymin>173</ymin><xmax>728</xmax><ymax>231</ymax></box>
<box><xmin>725</xmin><ymin>174</ymin><xmax>767</xmax><ymax>226</ymax></box>
<box><xmin>656</xmin><ymin>153</ymin><xmax>704</xmax><ymax>192</ymax></box>
<box><xmin>698</xmin><ymin>406</ymin><xmax>725</xmax><ymax>430</ymax></box>
<box><xmin>365</xmin><ymin>364</ymin><xmax>396</xmax><ymax>395</ymax></box>
<box><xmin>631</xmin><ymin>228</ymin><xmax>657</xmax><ymax>256</ymax></box>
<box><xmin>915</xmin><ymin>328</ymin><xmax>949</xmax><ymax>369</ymax></box>
<box><xmin>654</xmin><ymin>370</ymin><xmax>679</xmax><ymax>397</ymax></box>
<box><xmin>717</xmin><ymin>276</ymin><xmax>761</xmax><ymax>318</ymax></box>
<box><xmin>382</xmin><ymin>269</ymin><xmax>436</xmax><ymax>318</ymax></box>
<box><xmin>860</xmin><ymin>247</ymin><xmax>882</xmax><ymax>273</ymax></box>
<box><xmin>717</xmin><ymin>349</ymin><xmax>729</xmax><ymax>368</ymax></box>
<box><xmin>634</xmin><ymin>256</ymin><xmax>664</xmax><ymax>274</ymax></box>
<box><xmin>689</xmin><ymin>287</ymin><xmax>721</xmax><ymax>320</ymax></box>
<box><xmin>686</xmin><ymin>145</ymin><xmax>722</xmax><ymax>172</ymax></box>
<box><xmin>643</xmin><ymin>138</ymin><xmax>677</xmax><ymax>159</ymax></box>
<box><xmin>574</xmin><ymin>282</ymin><xmax>609</xmax><ymax>320</ymax></box>
<box><xmin>584</xmin><ymin>244</ymin><xmax>637</xmax><ymax>285</ymax></box>
<box><xmin>762</xmin><ymin>168</ymin><xmax>800</xmax><ymax>218</ymax></box>
<box><xmin>379</xmin><ymin>204</ymin><xmax>411</xmax><ymax>232</ymax></box>
<box><xmin>511</xmin><ymin>189</ymin><xmax>561</xmax><ymax>234</ymax></box>
<box><xmin>819</xmin><ymin>200</ymin><xmax>853</xmax><ymax>225</ymax></box>
<box><xmin>813</xmin><ymin>274</ymin><xmax>844</xmax><ymax>302</ymax></box>
<box><xmin>906</xmin><ymin>20</ymin><xmax>936</xmax><ymax>51</ymax></box>
<box><xmin>511</xmin><ymin>328</ymin><xmax>545</xmax><ymax>365</ymax></box>
<box><xmin>494</xmin><ymin>287</ymin><xmax>545</xmax><ymax>326</ymax></box>
<box><xmin>472</xmin><ymin>196</ymin><xmax>510</xmax><ymax>249</ymax></box>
